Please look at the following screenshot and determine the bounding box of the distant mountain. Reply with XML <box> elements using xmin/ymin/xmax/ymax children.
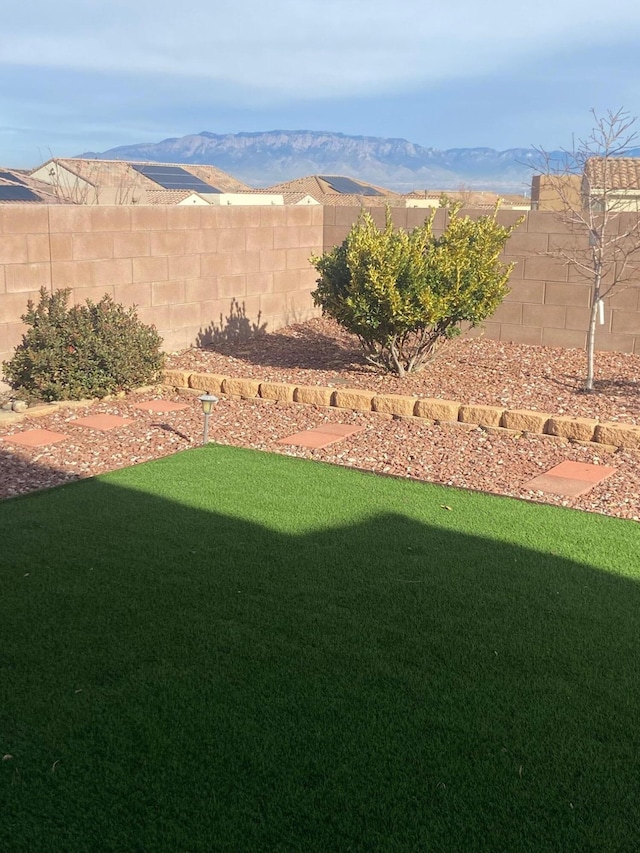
<box><xmin>79</xmin><ymin>130</ymin><xmax>558</xmax><ymax>194</ymax></box>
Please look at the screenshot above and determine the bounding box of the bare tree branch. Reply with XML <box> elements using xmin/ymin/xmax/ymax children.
<box><xmin>532</xmin><ymin>108</ymin><xmax>640</xmax><ymax>390</ymax></box>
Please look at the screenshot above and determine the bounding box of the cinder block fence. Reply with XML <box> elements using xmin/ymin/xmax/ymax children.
<box><xmin>0</xmin><ymin>204</ymin><xmax>324</xmax><ymax>371</ymax></box>
<box><xmin>1</xmin><ymin>205</ymin><xmax>639</xmax><ymax>381</ymax></box>
<box><xmin>323</xmin><ymin>207</ymin><xmax>640</xmax><ymax>354</ymax></box>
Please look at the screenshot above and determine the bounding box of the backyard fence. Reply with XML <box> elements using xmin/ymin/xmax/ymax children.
<box><xmin>1</xmin><ymin>205</ymin><xmax>639</xmax><ymax>383</ymax></box>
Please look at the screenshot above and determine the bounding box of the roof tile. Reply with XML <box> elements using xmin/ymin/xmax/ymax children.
<box><xmin>584</xmin><ymin>157</ymin><xmax>640</xmax><ymax>190</ymax></box>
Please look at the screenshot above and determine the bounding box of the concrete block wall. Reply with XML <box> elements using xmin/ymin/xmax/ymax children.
<box><xmin>0</xmin><ymin>204</ymin><xmax>324</xmax><ymax>371</ymax></box>
<box><xmin>321</xmin><ymin>205</ymin><xmax>449</xmax><ymax>251</ymax></box>
<box><xmin>322</xmin><ymin>208</ymin><xmax>640</xmax><ymax>355</ymax></box>
<box><xmin>2</xmin><ymin>204</ymin><xmax>639</xmax><ymax>381</ymax></box>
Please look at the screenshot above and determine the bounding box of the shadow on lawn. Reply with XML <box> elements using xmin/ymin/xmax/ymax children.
<box><xmin>0</xmin><ymin>448</ymin><xmax>638</xmax><ymax>852</ymax></box>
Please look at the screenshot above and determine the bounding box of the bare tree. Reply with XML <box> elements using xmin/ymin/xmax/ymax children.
<box><xmin>45</xmin><ymin>160</ymin><xmax>93</xmax><ymax>204</ymax></box>
<box><xmin>41</xmin><ymin>155</ymin><xmax>142</xmax><ymax>205</ymax></box>
<box><xmin>533</xmin><ymin>108</ymin><xmax>640</xmax><ymax>390</ymax></box>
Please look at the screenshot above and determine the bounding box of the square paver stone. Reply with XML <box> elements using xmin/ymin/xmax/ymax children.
<box><xmin>546</xmin><ymin>460</ymin><xmax>617</xmax><ymax>482</ymax></box>
<box><xmin>132</xmin><ymin>400</ymin><xmax>190</xmax><ymax>413</ymax></box>
<box><xmin>277</xmin><ymin>424</ymin><xmax>365</xmax><ymax>449</ymax></box>
<box><xmin>1</xmin><ymin>429</ymin><xmax>69</xmax><ymax>448</ymax></box>
<box><xmin>316</xmin><ymin>424</ymin><xmax>366</xmax><ymax>437</ymax></box>
<box><xmin>525</xmin><ymin>460</ymin><xmax>616</xmax><ymax>497</ymax></box>
<box><xmin>71</xmin><ymin>414</ymin><xmax>134</xmax><ymax>431</ymax></box>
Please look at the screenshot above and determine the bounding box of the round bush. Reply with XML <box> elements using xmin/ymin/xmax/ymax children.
<box><xmin>3</xmin><ymin>288</ymin><xmax>165</xmax><ymax>401</ymax></box>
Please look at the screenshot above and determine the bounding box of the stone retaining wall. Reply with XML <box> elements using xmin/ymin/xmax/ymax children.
<box><xmin>163</xmin><ymin>369</ymin><xmax>640</xmax><ymax>451</ymax></box>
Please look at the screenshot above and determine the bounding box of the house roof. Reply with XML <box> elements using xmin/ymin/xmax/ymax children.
<box><xmin>279</xmin><ymin>191</ymin><xmax>318</xmax><ymax>204</ymax></box>
<box><xmin>0</xmin><ymin>168</ymin><xmax>67</xmax><ymax>204</ymax></box>
<box><xmin>32</xmin><ymin>158</ymin><xmax>251</xmax><ymax>196</ymax></box>
<box><xmin>231</xmin><ymin>188</ymin><xmax>318</xmax><ymax>204</ymax></box>
<box><xmin>144</xmin><ymin>190</ymin><xmax>200</xmax><ymax>205</ymax></box>
<box><xmin>318</xmin><ymin>192</ymin><xmax>399</xmax><ymax>207</ymax></box>
<box><xmin>405</xmin><ymin>189</ymin><xmax>498</xmax><ymax>203</ymax></box>
<box><xmin>584</xmin><ymin>157</ymin><xmax>640</xmax><ymax>190</ymax></box>
<box><xmin>499</xmin><ymin>193</ymin><xmax>531</xmax><ymax>205</ymax></box>
<box><xmin>405</xmin><ymin>189</ymin><xmax>529</xmax><ymax>206</ymax></box>
<box><xmin>172</xmin><ymin>163</ymin><xmax>251</xmax><ymax>193</ymax></box>
<box><xmin>265</xmin><ymin>174</ymin><xmax>402</xmax><ymax>205</ymax></box>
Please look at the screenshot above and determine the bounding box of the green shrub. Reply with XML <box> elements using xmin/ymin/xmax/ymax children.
<box><xmin>2</xmin><ymin>288</ymin><xmax>165</xmax><ymax>401</ymax></box>
<box><xmin>311</xmin><ymin>205</ymin><xmax>523</xmax><ymax>376</ymax></box>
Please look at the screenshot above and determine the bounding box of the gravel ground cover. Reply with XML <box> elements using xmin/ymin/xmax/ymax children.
<box><xmin>1</xmin><ymin>318</ymin><xmax>639</xmax><ymax>520</ymax></box>
<box><xmin>167</xmin><ymin>317</ymin><xmax>640</xmax><ymax>424</ymax></box>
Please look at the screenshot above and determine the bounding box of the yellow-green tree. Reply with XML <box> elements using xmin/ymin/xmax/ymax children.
<box><xmin>311</xmin><ymin>205</ymin><xmax>523</xmax><ymax>376</ymax></box>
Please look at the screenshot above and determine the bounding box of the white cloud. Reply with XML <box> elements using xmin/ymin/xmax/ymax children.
<box><xmin>4</xmin><ymin>0</ymin><xmax>640</xmax><ymax>98</ymax></box>
<box><xmin>2</xmin><ymin>0</ymin><xmax>640</xmax><ymax>166</ymax></box>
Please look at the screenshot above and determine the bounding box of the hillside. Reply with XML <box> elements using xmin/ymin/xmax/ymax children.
<box><xmin>79</xmin><ymin>129</ymin><xmax>548</xmax><ymax>193</ymax></box>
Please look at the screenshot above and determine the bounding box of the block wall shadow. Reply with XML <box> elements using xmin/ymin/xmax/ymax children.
<box><xmin>0</xmin><ymin>443</ymin><xmax>84</xmax><ymax>500</ymax></box>
<box><xmin>1</xmin><ymin>447</ymin><xmax>638</xmax><ymax>852</ymax></box>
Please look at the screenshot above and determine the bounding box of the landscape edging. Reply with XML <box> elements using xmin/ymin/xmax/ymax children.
<box><xmin>164</xmin><ymin>370</ymin><xmax>640</xmax><ymax>451</ymax></box>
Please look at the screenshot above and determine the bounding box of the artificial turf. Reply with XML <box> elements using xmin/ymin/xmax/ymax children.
<box><xmin>1</xmin><ymin>445</ymin><xmax>639</xmax><ymax>852</ymax></box>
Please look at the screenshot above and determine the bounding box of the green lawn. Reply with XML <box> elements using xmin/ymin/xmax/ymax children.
<box><xmin>1</xmin><ymin>445</ymin><xmax>639</xmax><ymax>852</ymax></box>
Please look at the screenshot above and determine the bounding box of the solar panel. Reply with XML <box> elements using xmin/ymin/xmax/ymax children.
<box><xmin>0</xmin><ymin>171</ymin><xmax>25</xmax><ymax>184</ymax></box>
<box><xmin>319</xmin><ymin>175</ymin><xmax>383</xmax><ymax>196</ymax></box>
<box><xmin>132</xmin><ymin>164</ymin><xmax>222</xmax><ymax>193</ymax></box>
<box><xmin>0</xmin><ymin>185</ymin><xmax>40</xmax><ymax>201</ymax></box>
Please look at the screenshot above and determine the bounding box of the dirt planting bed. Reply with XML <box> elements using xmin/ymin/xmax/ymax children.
<box><xmin>1</xmin><ymin>318</ymin><xmax>638</xmax><ymax>520</ymax></box>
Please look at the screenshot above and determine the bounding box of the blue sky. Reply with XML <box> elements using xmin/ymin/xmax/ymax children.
<box><xmin>2</xmin><ymin>0</ymin><xmax>640</xmax><ymax>168</ymax></box>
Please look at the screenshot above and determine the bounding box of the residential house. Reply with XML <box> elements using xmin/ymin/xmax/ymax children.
<box><xmin>0</xmin><ymin>168</ymin><xmax>67</xmax><ymax>204</ymax></box>
<box><xmin>406</xmin><ymin>189</ymin><xmax>530</xmax><ymax>210</ymax></box>
<box><xmin>582</xmin><ymin>157</ymin><xmax>640</xmax><ymax>211</ymax></box>
<box><xmin>530</xmin><ymin>174</ymin><xmax>583</xmax><ymax>211</ymax></box>
<box><xmin>29</xmin><ymin>159</ymin><xmax>284</xmax><ymax>206</ymax></box>
<box><xmin>265</xmin><ymin>175</ymin><xmax>403</xmax><ymax>207</ymax></box>
<box><xmin>531</xmin><ymin>159</ymin><xmax>640</xmax><ymax>213</ymax></box>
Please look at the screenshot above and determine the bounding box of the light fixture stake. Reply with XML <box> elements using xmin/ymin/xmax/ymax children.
<box><xmin>198</xmin><ymin>394</ymin><xmax>219</xmax><ymax>445</ymax></box>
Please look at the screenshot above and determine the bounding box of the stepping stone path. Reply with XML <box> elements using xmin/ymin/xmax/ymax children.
<box><xmin>524</xmin><ymin>460</ymin><xmax>616</xmax><ymax>497</ymax></box>
<box><xmin>276</xmin><ymin>424</ymin><xmax>366</xmax><ymax>449</ymax></box>
<box><xmin>0</xmin><ymin>403</ymin><xmax>618</xmax><ymax>501</ymax></box>
<box><xmin>279</xmin><ymin>428</ymin><xmax>617</xmax><ymax>498</ymax></box>
<box><xmin>0</xmin><ymin>412</ymin><xmax>136</xmax><ymax>448</ymax></box>
<box><xmin>70</xmin><ymin>414</ymin><xmax>134</xmax><ymax>431</ymax></box>
<box><xmin>0</xmin><ymin>402</ymin><xmax>189</xmax><ymax>451</ymax></box>
<box><xmin>131</xmin><ymin>401</ymin><xmax>190</xmax><ymax>413</ymax></box>
<box><xmin>2</xmin><ymin>428</ymin><xmax>69</xmax><ymax>448</ymax></box>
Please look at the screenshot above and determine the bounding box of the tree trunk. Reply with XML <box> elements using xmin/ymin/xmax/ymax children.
<box><xmin>585</xmin><ymin>269</ymin><xmax>601</xmax><ymax>391</ymax></box>
<box><xmin>585</xmin><ymin>299</ymin><xmax>598</xmax><ymax>391</ymax></box>
<box><xmin>388</xmin><ymin>337</ymin><xmax>405</xmax><ymax>377</ymax></box>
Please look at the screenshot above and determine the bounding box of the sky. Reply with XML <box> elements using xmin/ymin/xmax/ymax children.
<box><xmin>2</xmin><ymin>0</ymin><xmax>640</xmax><ymax>168</ymax></box>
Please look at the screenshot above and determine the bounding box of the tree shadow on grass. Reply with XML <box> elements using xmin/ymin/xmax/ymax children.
<box><xmin>0</xmin><ymin>446</ymin><xmax>638</xmax><ymax>852</ymax></box>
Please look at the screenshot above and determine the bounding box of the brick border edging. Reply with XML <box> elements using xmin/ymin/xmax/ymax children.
<box><xmin>162</xmin><ymin>369</ymin><xmax>640</xmax><ymax>451</ymax></box>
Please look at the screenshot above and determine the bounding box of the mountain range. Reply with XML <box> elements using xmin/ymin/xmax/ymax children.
<box><xmin>80</xmin><ymin>129</ymin><xmax>560</xmax><ymax>194</ymax></box>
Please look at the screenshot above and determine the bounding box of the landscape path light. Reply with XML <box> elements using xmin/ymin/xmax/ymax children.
<box><xmin>198</xmin><ymin>394</ymin><xmax>218</xmax><ymax>445</ymax></box>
